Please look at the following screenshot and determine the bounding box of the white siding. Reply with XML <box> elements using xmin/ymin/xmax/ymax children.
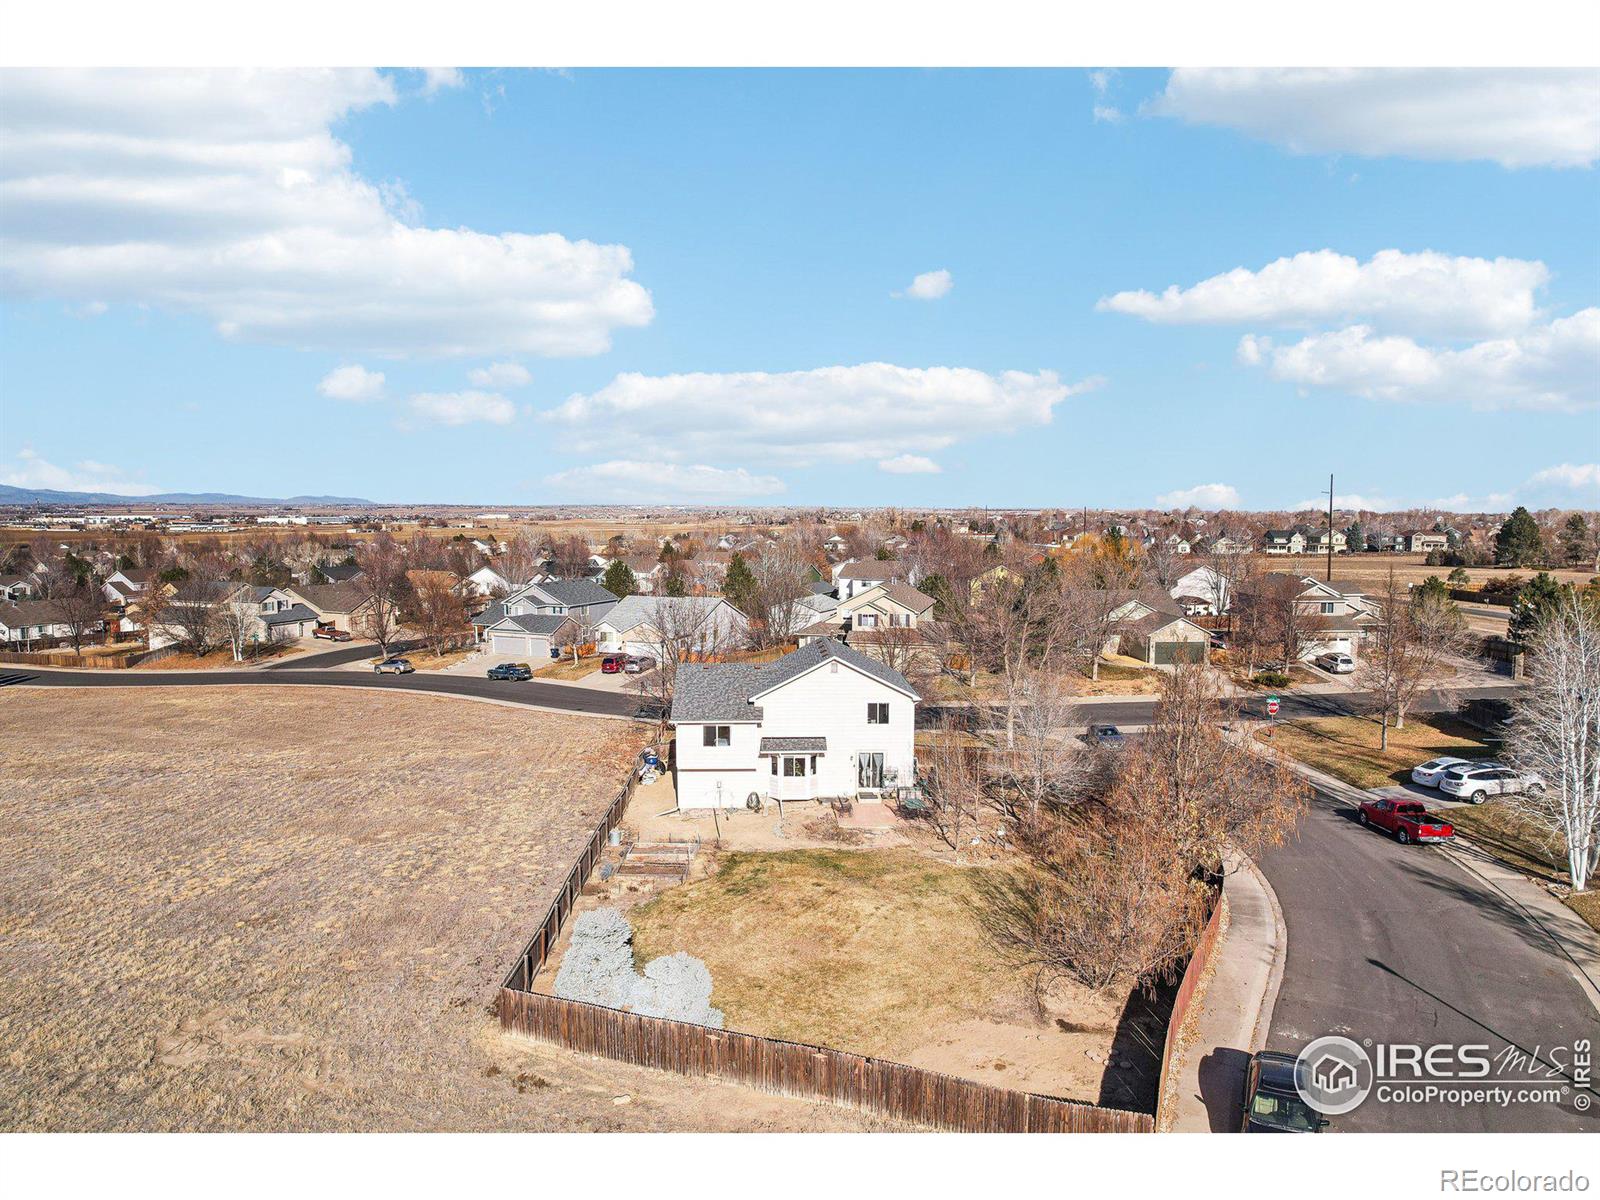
<box><xmin>752</xmin><ymin>663</ymin><xmax>915</xmax><ymax>802</ymax></box>
<box><xmin>675</xmin><ymin>721</ymin><xmax>764</xmax><ymax>808</ymax></box>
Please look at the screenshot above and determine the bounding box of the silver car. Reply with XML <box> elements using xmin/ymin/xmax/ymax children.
<box><xmin>1438</xmin><ymin>765</ymin><xmax>1544</xmax><ymax>804</ymax></box>
<box><xmin>1315</xmin><ymin>652</ymin><xmax>1356</xmax><ymax>674</ymax></box>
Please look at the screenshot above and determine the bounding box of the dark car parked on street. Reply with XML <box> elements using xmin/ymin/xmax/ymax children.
<box><xmin>1087</xmin><ymin>724</ymin><xmax>1126</xmax><ymax>748</ymax></box>
<box><xmin>1242</xmin><ymin>1051</ymin><xmax>1327</xmax><ymax>1132</ymax></box>
<box><xmin>487</xmin><ymin>662</ymin><xmax>533</xmax><ymax>681</ymax></box>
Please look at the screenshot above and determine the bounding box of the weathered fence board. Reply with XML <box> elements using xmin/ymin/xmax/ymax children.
<box><xmin>498</xmin><ymin>988</ymin><xmax>1152</xmax><ymax>1133</ymax></box>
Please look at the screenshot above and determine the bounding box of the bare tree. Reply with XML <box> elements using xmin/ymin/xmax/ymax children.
<box><xmin>954</xmin><ymin>557</ymin><xmax>1064</xmax><ymax>747</ymax></box>
<box><xmin>626</xmin><ymin>597</ymin><xmax>741</xmax><ymax>732</ymax></box>
<box><xmin>1056</xmin><ymin>549</ymin><xmax>1141</xmax><ymax>682</ymax></box>
<box><xmin>1359</xmin><ymin>566</ymin><xmax>1473</xmax><ymax>748</ymax></box>
<box><xmin>551</xmin><ymin>535</ymin><xmax>592</xmax><ymax>579</ymax></box>
<box><xmin>988</xmin><ymin>665</ymin><xmax>1081</xmax><ymax>820</ymax></box>
<box><xmin>749</xmin><ymin>540</ymin><xmax>810</xmax><ymax>647</ymax></box>
<box><xmin>155</xmin><ymin>574</ymin><xmax>229</xmax><ymax>657</ymax></box>
<box><xmin>47</xmin><ymin>576</ymin><xmax>106</xmax><ymax>651</ymax></box>
<box><xmin>355</xmin><ymin>533</ymin><xmax>408</xmax><ymax>657</ymax></box>
<box><xmin>1504</xmin><ymin>591</ymin><xmax>1600</xmax><ymax>892</ymax></box>
<box><xmin>500</xmin><ymin>530</ymin><xmax>543</xmax><ymax>584</ymax></box>
<box><xmin>980</xmin><ymin>663</ymin><xmax>1309</xmax><ymax>993</ymax></box>
<box><xmin>411</xmin><ymin>571</ymin><xmax>469</xmax><ymax>657</ymax></box>
<box><xmin>220</xmin><ymin>586</ymin><xmax>261</xmax><ymax>662</ymax></box>
<box><xmin>919</xmin><ymin>719</ymin><xmax>985</xmax><ymax>859</ymax></box>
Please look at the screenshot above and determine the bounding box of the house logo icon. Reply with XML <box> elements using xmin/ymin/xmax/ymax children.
<box><xmin>1294</xmin><ymin>1036</ymin><xmax>1374</xmax><ymax>1116</ymax></box>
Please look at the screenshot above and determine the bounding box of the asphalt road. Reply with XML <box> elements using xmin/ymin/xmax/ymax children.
<box><xmin>9</xmin><ymin>664</ymin><xmax>650</xmax><ymax>719</ymax></box>
<box><xmin>1257</xmin><ymin>787</ymin><xmax>1600</xmax><ymax>1132</ymax></box>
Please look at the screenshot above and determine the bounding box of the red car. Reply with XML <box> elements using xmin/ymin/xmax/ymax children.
<box><xmin>312</xmin><ymin>626</ymin><xmax>352</xmax><ymax>642</ymax></box>
<box><xmin>1358</xmin><ymin>797</ymin><xmax>1454</xmax><ymax>845</ymax></box>
<box><xmin>601</xmin><ymin>654</ymin><xmax>626</xmax><ymax>674</ymax></box>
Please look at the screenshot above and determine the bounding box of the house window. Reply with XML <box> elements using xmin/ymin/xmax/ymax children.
<box><xmin>771</xmin><ymin>757</ymin><xmax>778</xmax><ymax>775</ymax></box>
<box><xmin>1320</xmin><ymin>602</ymin><xmax>1336</xmax><ymax>615</ymax></box>
<box><xmin>867</xmin><ymin>702</ymin><xmax>889</xmax><ymax>725</ymax></box>
<box><xmin>857</xmin><ymin>613</ymin><xmax>877</xmax><ymax>628</ymax></box>
<box><xmin>703</xmin><ymin>725</ymin><xmax>731</xmax><ymax>747</ymax></box>
<box><xmin>783</xmin><ymin>757</ymin><xmax>806</xmax><ymax>777</ymax></box>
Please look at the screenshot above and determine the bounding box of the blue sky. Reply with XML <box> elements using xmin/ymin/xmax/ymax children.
<box><xmin>2</xmin><ymin>67</ymin><xmax>1597</xmax><ymax>509</ymax></box>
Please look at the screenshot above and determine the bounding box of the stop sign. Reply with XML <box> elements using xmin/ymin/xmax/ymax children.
<box><xmin>1267</xmin><ymin>696</ymin><xmax>1280</xmax><ymax>717</ymax></box>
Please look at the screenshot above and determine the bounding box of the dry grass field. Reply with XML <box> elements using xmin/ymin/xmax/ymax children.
<box><xmin>0</xmin><ymin>686</ymin><xmax>891</xmax><ymax>1132</ymax></box>
<box><xmin>1259</xmin><ymin>714</ymin><xmax>1495</xmax><ymax>790</ymax></box>
<box><xmin>1314</xmin><ymin>553</ymin><xmax>1597</xmax><ymax>593</ymax></box>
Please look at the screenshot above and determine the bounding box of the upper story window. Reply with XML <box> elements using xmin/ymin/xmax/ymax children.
<box><xmin>1320</xmin><ymin>601</ymin><xmax>1336</xmax><ymax>614</ymax></box>
<box><xmin>857</xmin><ymin>613</ymin><xmax>878</xmax><ymax>628</ymax></box>
<box><xmin>702</xmin><ymin>725</ymin><xmax>731</xmax><ymax>747</ymax></box>
<box><xmin>867</xmin><ymin>702</ymin><xmax>889</xmax><ymax>725</ymax></box>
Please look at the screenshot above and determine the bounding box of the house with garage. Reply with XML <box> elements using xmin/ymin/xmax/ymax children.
<box><xmin>471</xmin><ymin>577</ymin><xmax>613</xmax><ymax>658</ymax></box>
<box><xmin>669</xmin><ymin>638</ymin><xmax>919</xmax><ymax>810</ymax></box>
<box><xmin>478</xmin><ymin>610</ymin><xmax>578</xmax><ymax>661</ymax></box>
<box><xmin>591</xmin><ymin>595</ymin><xmax>749</xmax><ymax>660</ymax></box>
<box><xmin>1236</xmin><ymin>573</ymin><xmax>1380</xmax><ymax>663</ymax></box>
<box><xmin>283</xmin><ymin>582</ymin><xmax>377</xmax><ymax>635</ymax></box>
<box><xmin>0</xmin><ymin>574</ymin><xmax>36</xmax><ymax>601</ymax></box>
<box><xmin>1118</xmin><ymin>608</ymin><xmax>1210</xmax><ymax>665</ymax></box>
<box><xmin>795</xmin><ymin>580</ymin><xmax>945</xmax><ymax>670</ymax></box>
<box><xmin>101</xmin><ymin>567</ymin><xmax>154</xmax><ymax>604</ymax></box>
<box><xmin>247</xmin><ymin>587</ymin><xmax>320</xmax><ymax>642</ymax></box>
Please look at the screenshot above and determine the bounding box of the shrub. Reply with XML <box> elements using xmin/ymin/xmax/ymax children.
<box><xmin>1253</xmin><ymin>671</ymin><xmax>1291</xmax><ymax>688</ymax></box>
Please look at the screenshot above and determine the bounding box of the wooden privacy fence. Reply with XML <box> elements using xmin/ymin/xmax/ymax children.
<box><xmin>502</xmin><ymin>773</ymin><xmax>636</xmax><ymax>993</ymax></box>
<box><xmin>495</xmin><ymin>759</ymin><xmax>1153</xmax><ymax>1133</ymax></box>
<box><xmin>499</xmin><ymin>987</ymin><xmax>1153</xmax><ymax>1133</ymax></box>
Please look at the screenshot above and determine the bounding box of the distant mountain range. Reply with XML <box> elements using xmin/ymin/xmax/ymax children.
<box><xmin>0</xmin><ymin>484</ymin><xmax>374</xmax><ymax>507</ymax></box>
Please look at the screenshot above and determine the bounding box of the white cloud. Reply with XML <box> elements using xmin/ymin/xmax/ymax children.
<box><xmin>1100</xmin><ymin>249</ymin><xmax>1550</xmax><ymax>339</ymax></box>
<box><xmin>467</xmin><ymin>361</ymin><xmax>532</xmax><ymax>388</ymax></box>
<box><xmin>1156</xmin><ymin>483</ymin><xmax>1241</xmax><ymax>509</ymax></box>
<box><xmin>0</xmin><ymin>69</ymin><xmax>653</xmax><ymax>358</ymax></box>
<box><xmin>1089</xmin><ymin>70</ymin><xmax>1115</xmax><ymax>95</ymax></box>
<box><xmin>1243</xmin><ymin>309</ymin><xmax>1599</xmax><ymax>413</ymax></box>
<box><xmin>1292</xmin><ymin>493</ymin><xmax>1401</xmax><ymax>512</ymax></box>
<box><xmin>543</xmin><ymin>364</ymin><xmax>1102</xmax><ymax>467</ymax></box>
<box><xmin>545</xmin><ymin>461</ymin><xmax>786</xmax><ymax>502</ymax></box>
<box><xmin>1528</xmin><ymin>463</ymin><xmax>1600</xmax><ymax>492</ymax></box>
<box><xmin>895</xmin><ymin>269</ymin><xmax>953</xmax><ymax>301</ymax></box>
<box><xmin>878</xmin><ymin>454</ymin><xmax>942</xmax><ymax>475</ymax></box>
<box><xmin>0</xmin><ymin>448</ymin><xmax>160</xmax><ymax>496</ymax></box>
<box><xmin>408</xmin><ymin>390</ymin><xmax>515</xmax><ymax>426</ymax></box>
<box><xmin>1092</xmin><ymin>105</ymin><xmax>1125</xmax><ymax>124</ymax></box>
<box><xmin>317</xmin><ymin>364</ymin><xmax>385</xmax><ymax>402</ymax></box>
<box><xmin>1151</xmin><ymin>68</ymin><xmax>1600</xmax><ymax>169</ymax></box>
<box><xmin>420</xmin><ymin>68</ymin><xmax>465</xmax><ymax>95</ymax></box>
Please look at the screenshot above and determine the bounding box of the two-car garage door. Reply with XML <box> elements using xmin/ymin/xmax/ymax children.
<box><xmin>491</xmin><ymin>632</ymin><xmax>553</xmax><ymax>660</ymax></box>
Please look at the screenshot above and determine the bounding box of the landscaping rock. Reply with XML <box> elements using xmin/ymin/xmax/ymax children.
<box><xmin>552</xmin><ymin>908</ymin><xmax>724</xmax><ymax>1028</ymax></box>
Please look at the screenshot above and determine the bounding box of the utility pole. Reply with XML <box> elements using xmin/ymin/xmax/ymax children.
<box><xmin>1326</xmin><ymin>472</ymin><xmax>1335</xmax><ymax>583</ymax></box>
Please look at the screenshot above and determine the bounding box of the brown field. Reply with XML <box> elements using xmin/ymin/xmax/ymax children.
<box><xmin>1308</xmin><ymin>553</ymin><xmax>1597</xmax><ymax>593</ymax></box>
<box><xmin>1260</xmin><ymin>714</ymin><xmax>1496</xmax><ymax>790</ymax></box>
<box><xmin>0</xmin><ymin>686</ymin><xmax>890</xmax><ymax>1131</ymax></box>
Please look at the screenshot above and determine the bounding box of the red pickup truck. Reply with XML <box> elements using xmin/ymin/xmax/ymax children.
<box><xmin>1358</xmin><ymin>797</ymin><xmax>1454</xmax><ymax>844</ymax></box>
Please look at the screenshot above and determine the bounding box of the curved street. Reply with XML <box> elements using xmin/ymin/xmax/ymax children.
<box><xmin>1257</xmin><ymin>786</ymin><xmax>1600</xmax><ymax>1133</ymax></box>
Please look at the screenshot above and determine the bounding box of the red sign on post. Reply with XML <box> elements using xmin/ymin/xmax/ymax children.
<box><xmin>1266</xmin><ymin>696</ymin><xmax>1280</xmax><ymax>717</ymax></box>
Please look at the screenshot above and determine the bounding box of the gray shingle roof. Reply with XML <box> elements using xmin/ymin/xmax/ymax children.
<box><xmin>491</xmin><ymin>612</ymin><xmax>573</xmax><ymax>636</ymax></box>
<box><xmin>260</xmin><ymin>603</ymin><xmax>318</xmax><ymax>626</ymax></box>
<box><xmin>759</xmin><ymin>736</ymin><xmax>827</xmax><ymax>753</ymax></box>
<box><xmin>837</xmin><ymin>559</ymin><xmax>904</xmax><ymax>580</ymax></box>
<box><xmin>536</xmin><ymin>578</ymin><xmax>617</xmax><ymax>607</ymax></box>
<box><xmin>472</xmin><ymin>600</ymin><xmax>508</xmax><ymax>627</ymax></box>
<box><xmin>670</xmin><ymin>638</ymin><xmax>916</xmax><ymax>725</ymax></box>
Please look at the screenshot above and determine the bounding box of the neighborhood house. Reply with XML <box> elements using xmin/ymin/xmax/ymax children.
<box><xmin>670</xmin><ymin>638</ymin><xmax>919</xmax><ymax>809</ymax></box>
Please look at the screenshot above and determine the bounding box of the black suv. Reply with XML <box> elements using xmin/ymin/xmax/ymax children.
<box><xmin>487</xmin><ymin>662</ymin><xmax>533</xmax><ymax>681</ymax></box>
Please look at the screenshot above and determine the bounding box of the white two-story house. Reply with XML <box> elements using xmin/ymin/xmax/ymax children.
<box><xmin>472</xmin><ymin>578</ymin><xmax>616</xmax><ymax>658</ymax></box>
<box><xmin>669</xmin><ymin>639</ymin><xmax>919</xmax><ymax>810</ymax></box>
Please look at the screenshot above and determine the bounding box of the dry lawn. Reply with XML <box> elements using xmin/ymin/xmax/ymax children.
<box><xmin>1320</xmin><ymin>554</ymin><xmax>1597</xmax><ymax>595</ymax></box>
<box><xmin>1260</xmin><ymin>714</ymin><xmax>1495</xmax><ymax>790</ymax></box>
<box><xmin>627</xmin><ymin>848</ymin><xmax>1157</xmax><ymax>1108</ymax></box>
<box><xmin>0</xmin><ymin>686</ymin><xmax>890</xmax><ymax>1131</ymax></box>
<box><xmin>534</xmin><ymin>655</ymin><xmax>601</xmax><ymax>681</ymax></box>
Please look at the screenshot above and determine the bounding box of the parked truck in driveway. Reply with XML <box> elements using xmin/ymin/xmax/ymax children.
<box><xmin>1357</xmin><ymin>797</ymin><xmax>1455</xmax><ymax>844</ymax></box>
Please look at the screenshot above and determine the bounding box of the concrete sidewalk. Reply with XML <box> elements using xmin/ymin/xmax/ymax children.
<box><xmin>1166</xmin><ymin>850</ymin><xmax>1286</xmax><ymax>1132</ymax></box>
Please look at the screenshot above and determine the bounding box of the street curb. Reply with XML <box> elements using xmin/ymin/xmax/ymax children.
<box><xmin>1240</xmin><ymin>852</ymin><xmax>1288</xmax><ymax>1054</ymax></box>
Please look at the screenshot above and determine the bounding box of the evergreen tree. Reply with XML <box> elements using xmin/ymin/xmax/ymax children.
<box><xmin>1345</xmin><ymin>521</ymin><xmax>1364</xmax><ymax>555</ymax></box>
<box><xmin>1495</xmin><ymin>506</ymin><xmax>1543</xmax><ymax>567</ymax></box>
<box><xmin>1560</xmin><ymin>513</ymin><xmax>1591</xmax><ymax>566</ymax></box>
<box><xmin>723</xmin><ymin>553</ymin><xmax>758</xmax><ymax>615</ymax></box>
<box><xmin>663</xmin><ymin>573</ymin><xmax>688</xmax><ymax>598</ymax></box>
<box><xmin>600</xmin><ymin>559</ymin><xmax>637</xmax><ymax>598</ymax></box>
<box><xmin>1509</xmin><ymin>572</ymin><xmax>1564</xmax><ymax>647</ymax></box>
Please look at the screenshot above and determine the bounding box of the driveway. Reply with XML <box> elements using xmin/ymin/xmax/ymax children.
<box><xmin>1255</xmin><ymin>786</ymin><xmax>1599</xmax><ymax>1132</ymax></box>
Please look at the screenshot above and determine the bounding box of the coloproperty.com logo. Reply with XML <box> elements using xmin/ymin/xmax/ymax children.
<box><xmin>1294</xmin><ymin>1035</ymin><xmax>1593</xmax><ymax>1116</ymax></box>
